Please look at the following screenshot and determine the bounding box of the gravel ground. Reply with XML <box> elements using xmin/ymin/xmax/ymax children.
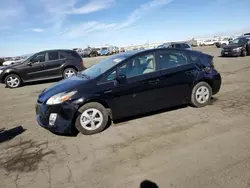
<box><xmin>1</xmin><ymin>46</ymin><xmax>250</xmax><ymax>188</ymax></box>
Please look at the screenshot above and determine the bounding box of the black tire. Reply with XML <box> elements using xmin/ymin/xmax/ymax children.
<box><xmin>190</xmin><ymin>82</ymin><xmax>212</xmax><ymax>108</ymax></box>
<box><xmin>241</xmin><ymin>49</ymin><xmax>247</xmax><ymax>57</ymax></box>
<box><xmin>4</xmin><ymin>74</ymin><xmax>22</xmax><ymax>88</ymax></box>
<box><xmin>75</xmin><ymin>102</ymin><xmax>109</xmax><ymax>135</ymax></box>
<box><xmin>63</xmin><ymin>68</ymin><xmax>77</xmax><ymax>78</ymax></box>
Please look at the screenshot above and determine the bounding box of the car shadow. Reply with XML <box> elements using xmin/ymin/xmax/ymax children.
<box><xmin>140</xmin><ymin>180</ymin><xmax>159</xmax><ymax>188</ymax></box>
<box><xmin>218</xmin><ymin>55</ymin><xmax>237</xmax><ymax>58</ymax></box>
<box><xmin>23</xmin><ymin>78</ymin><xmax>61</xmax><ymax>87</ymax></box>
<box><xmin>0</xmin><ymin>126</ymin><xmax>26</xmax><ymax>143</ymax></box>
<box><xmin>0</xmin><ymin>139</ymin><xmax>56</xmax><ymax>172</ymax></box>
<box><xmin>113</xmin><ymin>104</ymin><xmax>188</xmax><ymax>124</ymax></box>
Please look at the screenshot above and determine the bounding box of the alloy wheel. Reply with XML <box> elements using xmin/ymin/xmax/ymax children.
<box><xmin>65</xmin><ymin>69</ymin><xmax>76</xmax><ymax>78</ymax></box>
<box><xmin>6</xmin><ymin>76</ymin><xmax>20</xmax><ymax>88</ymax></box>
<box><xmin>80</xmin><ymin>108</ymin><xmax>104</xmax><ymax>131</ymax></box>
<box><xmin>195</xmin><ymin>86</ymin><xmax>210</xmax><ymax>104</ymax></box>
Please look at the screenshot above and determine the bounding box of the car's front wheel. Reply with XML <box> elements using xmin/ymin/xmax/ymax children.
<box><xmin>241</xmin><ymin>49</ymin><xmax>247</xmax><ymax>57</ymax></box>
<box><xmin>4</xmin><ymin>74</ymin><xmax>22</xmax><ymax>88</ymax></box>
<box><xmin>63</xmin><ymin>68</ymin><xmax>77</xmax><ymax>78</ymax></box>
<box><xmin>75</xmin><ymin>102</ymin><xmax>109</xmax><ymax>135</ymax></box>
<box><xmin>191</xmin><ymin>82</ymin><xmax>212</xmax><ymax>108</ymax></box>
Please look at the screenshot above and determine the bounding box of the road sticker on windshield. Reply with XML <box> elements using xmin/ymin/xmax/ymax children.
<box><xmin>113</xmin><ymin>58</ymin><xmax>124</xmax><ymax>63</ymax></box>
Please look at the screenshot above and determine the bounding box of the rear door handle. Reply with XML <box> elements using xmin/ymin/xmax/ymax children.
<box><xmin>149</xmin><ymin>79</ymin><xmax>160</xmax><ymax>84</ymax></box>
<box><xmin>104</xmin><ymin>90</ymin><xmax>112</xmax><ymax>93</ymax></box>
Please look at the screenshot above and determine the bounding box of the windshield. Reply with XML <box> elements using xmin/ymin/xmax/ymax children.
<box><xmin>80</xmin><ymin>55</ymin><xmax>126</xmax><ymax>79</ymax></box>
<box><xmin>231</xmin><ymin>38</ymin><xmax>246</xmax><ymax>44</ymax></box>
<box><xmin>101</xmin><ymin>47</ymin><xmax>108</xmax><ymax>50</ymax></box>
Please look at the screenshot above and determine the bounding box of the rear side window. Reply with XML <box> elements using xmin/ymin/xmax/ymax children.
<box><xmin>48</xmin><ymin>51</ymin><xmax>59</xmax><ymax>61</ymax></box>
<box><xmin>173</xmin><ymin>43</ymin><xmax>182</xmax><ymax>48</ymax></box>
<box><xmin>181</xmin><ymin>43</ymin><xmax>190</xmax><ymax>48</ymax></box>
<box><xmin>61</xmin><ymin>51</ymin><xmax>82</xmax><ymax>60</ymax></box>
<box><xmin>156</xmin><ymin>51</ymin><xmax>188</xmax><ymax>70</ymax></box>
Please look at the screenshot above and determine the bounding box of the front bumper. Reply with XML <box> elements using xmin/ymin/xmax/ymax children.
<box><xmin>221</xmin><ymin>50</ymin><xmax>241</xmax><ymax>57</ymax></box>
<box><xmin>36</xmin><ymin>101</ymin><xmax>79</xmax><ymax>134</ymax></box>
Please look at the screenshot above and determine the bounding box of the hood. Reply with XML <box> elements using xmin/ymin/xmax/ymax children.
<box><xmin>223</xmin><ymin>43</ymin><xmax>244</xmax><ymax>49</ymax></box>
<box><xmin>0</xmin><ymin>62</ymin><xmax>23</xmax><ymax>70</ymax></box>
<box><xmin>38</xmin><ymin>75</ymin><xmax>90</xmax><ymax>103</ymax></box>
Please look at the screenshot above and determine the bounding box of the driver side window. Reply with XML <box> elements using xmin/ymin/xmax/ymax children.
<box><xmin>30</xmin><ymin>53</ymin><xmax>45</xmax><ymax>64</ymax></box>
<box><xmin>117</xmin><ymin>54</ymin><xmax>156</xmax><ymax>78</ymax></box>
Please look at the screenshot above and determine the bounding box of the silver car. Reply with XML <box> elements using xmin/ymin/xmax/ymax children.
<box><xmin>157</xmin><ymin>42</ymin><xmax>192</xmax><ymax>50</ymax></box>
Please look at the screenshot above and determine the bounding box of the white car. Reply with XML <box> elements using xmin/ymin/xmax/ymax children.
<box><xmin>215</xmin><ymin>37</ymin><xmax>234</xmax><ymax>48</ymax></box>
<box><xmin>201</xmin><ymin>39</ymin><xmax>216</xmax><ymax>46</ymax></box>
<box><xmin>3</xmin><ymin>58</ymin><xmax>23</xmax><ymax>66</ymax></box>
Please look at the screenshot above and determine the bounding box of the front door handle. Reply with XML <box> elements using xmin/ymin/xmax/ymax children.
<box><xmin>149</xmin><ymin>79</ymin><xmax>160</xmax><ymax>84</ymax></box>
<box><xmin>104</xmin><ymin>90</ymin><xmax>112</xmax><ymax>94</ymax></box>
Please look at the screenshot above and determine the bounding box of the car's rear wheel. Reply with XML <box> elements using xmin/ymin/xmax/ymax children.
<box><xmin>75</xmin><ymin>102</ymin><xmax>109</xmax><ymax>135</ymax></box>
<box><xmin>191</xmin><ymin>82</ymin><xmax>212</xmax><ymax>108</ymax></box>
<box><xmin>63</xmin><ymin>68</ymin><xmax>77</xmax><ymax>78</ymax></box>
<box><xmin>4</xmin><ymin>74</ymin><xmax>21</xmax><ymax>88</ymax></box>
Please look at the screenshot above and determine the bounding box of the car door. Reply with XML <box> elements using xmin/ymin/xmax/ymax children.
<box><xmin>97</xmin><ymin>52</ymin><xmax>162</xmax><ymax>119</ymax></box>
<box><xmin>42</xmin><ymin>51</ymin><xmax>63</xmax><ymax>78</ymax></box>
<box><xmin>154</xmin><ymin>50</ymin><xmax>198</xmax><ymax>108</ymax></box>
<box><xmin>20</xmin><ymin>52</ymin><xmax>46</xmax><ymax>81</ymax></box>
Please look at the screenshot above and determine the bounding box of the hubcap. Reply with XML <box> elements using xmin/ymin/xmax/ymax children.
<box><xmin>65</xmin><ymin>69</ymin><xmax>76</xmax><ymax>78</ymax></box>
<box><xmin>80</xmin><ymin>108</ymin><xmax>103</xmax><ymax>131</ymax></box>
<box><xmin>7</xmin><ymin>76</ymin><xmax>20</xmax><ymax>87</ymax></box>
<box><xmin>195</xmin><ymin>86</ymin><xmax>210</xmax><ymax>104</ymax></box>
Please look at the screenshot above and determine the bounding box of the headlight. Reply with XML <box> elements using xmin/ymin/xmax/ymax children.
<box><xmin>233</xmin><ymin>47</ymin><xmax>242</xmax><ymax>51</ymax></box>
<box><xmin>46</xmin><ymin>91</ymin><xmax>77</xmax><ymax>105</ymax></box>
<box><xmin>0</xmin><ymin>70</ymin><xmax>3</xmax><ymax>74</ymax></box>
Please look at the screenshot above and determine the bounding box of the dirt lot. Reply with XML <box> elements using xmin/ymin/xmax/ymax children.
<box><xmin>1</xmin><ymin>47</ymin><xmax>250</xmax><ymax>188</ymax></box>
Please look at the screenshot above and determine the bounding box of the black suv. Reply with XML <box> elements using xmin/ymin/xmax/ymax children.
<box><xmin>221</xmin><ymin>36</ymin><xmax>250</xmax><ymax>57</ymax></box>
<box><xmin>0</xmin><ymin>49</ymin><xmax>86</xmax><ymax>88</ymax></box>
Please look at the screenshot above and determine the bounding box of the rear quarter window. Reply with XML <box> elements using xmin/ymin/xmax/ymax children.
<box><xmin>61</xmin><ymin>51</ymin><xmax>82</xmax><ymax>60</ymax></box>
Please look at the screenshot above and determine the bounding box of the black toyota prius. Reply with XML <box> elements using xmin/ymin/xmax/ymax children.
<box><xmin>36</xmin><ymin>48</ymin><xmax>221</xmax><ymax>135</ymax></box>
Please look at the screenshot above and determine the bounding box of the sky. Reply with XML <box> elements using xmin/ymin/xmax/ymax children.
<box><xmin>0</xmin><ymin>0</ymin><xmax>249</xmax><ymax>56</ymax></box>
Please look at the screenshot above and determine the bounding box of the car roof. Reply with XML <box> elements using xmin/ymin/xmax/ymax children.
<box><xmin>117</xmin><ymin>48</ymin><xmax>195</xmax><ymax>58</ymax></box>
<box><xmin>36</xmin><ymin>49</ymin><xmax>75</xmax><ymax>54</ymax></box>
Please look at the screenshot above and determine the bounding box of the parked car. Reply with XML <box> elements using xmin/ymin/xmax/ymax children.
<box><xmin>201</xmin><ymin>39</ymin><xmax>216</xmax><ymax>46</ymax></box>
<box><xmin>0</xmin><ymin>49</ymin><xmax>86</xmax><ymax>88</ymax></box>
<box><xmin>2</xmin><ymin>57</ymin><xmax>23</xmax><ymax>66</ymax></box>
<box><xmin>82</xmin><ymin>47</ymin><xmax>99</xmax><ymax>57</ymax></box>
<box><xmin>215</xmin><ymin>37</ymin><xmax>234</xmax><ymax>48</ymax></box>
<box><xmin>112</xmin><ymin>46</ymin><xmax>119</xmax><ymax>54</ymax></box>
<box><xmin>119</xmin><ymin>47</ymin><xmax>125</xmax><ymax>53</ymax></box>
<box><xmin>0</xmin><ymin>58</ymin><xmax>5</xmax><ymax>66</ymax></box>
<box><xmin>35</xmin><ymin>48</ymin><xmax>221</xmax><ymax>135</ymax></box>
<box><xmin>157</xmin><ymin>42</ymin><xmax>192</xmax><ymax>50</ymax></box>
<box><xmin>99</xmin><ymin>47</ymin><xmax>111</xmax><ymax>56</ymax></box>
<box><xmin>96</xmin><ymin>48</ymin><xmax>101</xmax><ymax>55</ymax></box>
<box><xmin>221</xmin><ymin>36</ymin><xmax>250</xmax><ymax>57</ymax></box>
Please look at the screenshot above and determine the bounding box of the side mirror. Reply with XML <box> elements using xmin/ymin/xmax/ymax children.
<box><xmin>115</xmin><ymin>73</ymin><xmax>126</xmax><ymax>84</ymax></box>
<box><xmin>27</xmin><ymin>62</ymin><xmax>32</xmax><ymax>66</ymax></box>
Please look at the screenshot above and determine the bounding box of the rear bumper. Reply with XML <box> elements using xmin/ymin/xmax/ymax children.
<box><xmin>212</xmin><ymin>73</ymin><xmax>221</xmax><ymax>95</ymax></box>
